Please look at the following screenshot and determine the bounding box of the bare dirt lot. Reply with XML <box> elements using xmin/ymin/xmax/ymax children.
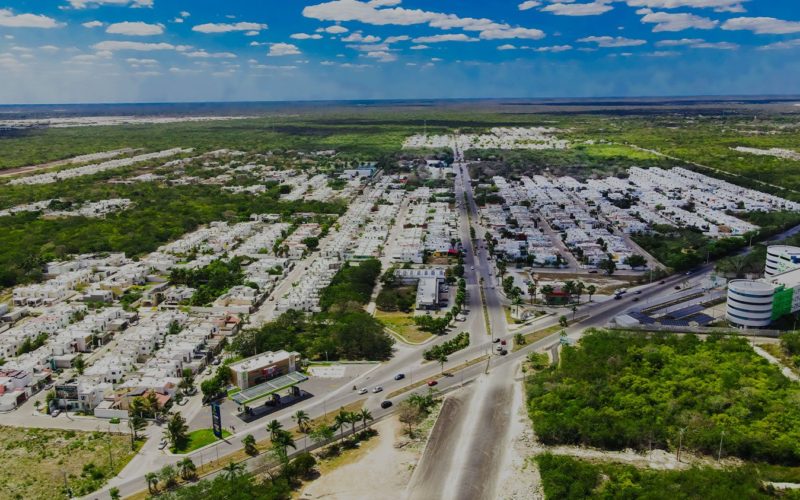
<box><xmin>299</xmin><ymin>417</ymin><xmax>418</xmax><ymax>500</ymax></box>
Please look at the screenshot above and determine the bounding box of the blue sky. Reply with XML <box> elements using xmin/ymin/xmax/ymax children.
<box><xmin>0</xmin><ymin>0</ymin><xmax>799</xmax><ymax>103</ymax></box>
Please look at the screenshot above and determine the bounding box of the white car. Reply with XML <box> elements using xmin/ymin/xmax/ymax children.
<box><xmin>372</xmin><ymin>386</ymin><xmax>383</xmax><ymax>393</ymax></box>
<box><xmin>358</xmin><ymin>388</ymin><xmax>368</xmax><ymax>395</ymax></box>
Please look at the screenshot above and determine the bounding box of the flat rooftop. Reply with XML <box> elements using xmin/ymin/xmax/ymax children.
<box><xmin>228</xmin><ymin>350</ymin><xmax>296</xmax><ymax>374</ymax></box>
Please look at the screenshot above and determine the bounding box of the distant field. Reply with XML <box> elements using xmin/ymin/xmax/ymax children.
<box><xmin>0</xmin><ymin>426</ymin><xmax>138</xmax><ymax>499</ymax></box>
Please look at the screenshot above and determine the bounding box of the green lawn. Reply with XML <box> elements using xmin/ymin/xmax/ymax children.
<box><xmin>174</xmin><ymin>429</ymin><xmax>232</xmax><ymax>454</ymax></box>
<box><xmin>375</xmin><ymin>310</ymin><xmax>434</xmax><ymax>344</ymax></box>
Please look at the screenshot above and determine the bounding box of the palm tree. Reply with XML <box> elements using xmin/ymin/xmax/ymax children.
<box><xmin>266</xmin><ymin>419</ymin><xmax>283</xmax><ymax>441</ymax></box>
<box><xmin>159</xmin><ymin>464</ymin><xmax>177</xmax><ymax>490</ymax></box>
<box><xmin>242</xmin><ymin>434</ymin><xmax>258</xmax><ymax>456</ymax></box>
<box><xmin>586</xmin><ymin>285</ymin><xmax>597</xmax><ymax>302</ymax></box>
<box><xmin>109</xmin><ymin>487</ymin><xmax>121</xmax><ymax>500</ymax></box>
<box><xmin>359</xmin><ymin>409</ymin><xmax>373</xmax><ymax>431</ymax></box>
<box><xmin>177</xmin><ymin>457</ymin><xmax>196</xmax><ymax>480</ymax></box>
<box><xmin>221</xmin><ymin>461</ymin><xmax>246</xmax><ymax>480</ymax></box>
<box><xmin>527</xmin><ymin>283</ymin><xmax>537</xmax><ymax>304</ymax></box>
<box><xmin>166</xmin><ymin>412</ymin><xmax>189</xmax><ymax>451</ymax></box>
<box><xmin>334</xmin><ymin>410</ymin><xmax>349</xmax><ymax>443</ymax></box>
<box><xmin>571</xmin><ymin>305</ymin><xmax>578</xmax><ymax>320</ymax></box>
<box><xmin>563</xmin><ymin>280</ymin><xmax>577</xmax><ymax>302</ymax></box>
<box><xmin>293</xmin><ymin>410</ymin><xmax>311</xmax><ymax>433</ymax></box>
<box><xmin>127</xmin><ymin>413</ymin><xmax>146</xmax><ymax>450</ymax></box>
<box><xmin>144</xmin><ymin>472</ymin><xmax>159</xmax><ymax>494</ymax></box>
<box><xmin>540</xmin><ymin>284</ymin><xmax>554</xmax><ymax>304</ymax></box>
<box><xmin>576</xmin><ymin>281</ymin><xmax>585</xmax><ymax>303</ymax></box>
<box><xmin>436</xmin><ymin>352</ymin><xmax>448</xmax><ymax>374</ymax></box>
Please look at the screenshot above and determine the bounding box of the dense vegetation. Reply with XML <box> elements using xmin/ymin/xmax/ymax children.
<box><xmin>319</xmin><ymin>259</ymin><xmax>381</xmax><ymax>311</ymax></box>
<box><xmin>232</xmin><ymin>307</ymin><xmax>394</xmax><ymax>361</ymax></box>
<box><xmin>0</xmin><ymin>181</ymin><xmax>344</xmax><ymax>288</ymax></box>
<box><xmin>536</xmin><ymin>454</ymin><xmax>782</xmax><ymax>500</ymax></box>
<box><xmin>633</xmin><ymin>225</ymin><xmax>747</xmax><ymax>271</ymax></box>
<box><xmin>157</xmin><ymin>472</ymin><xmax>291</xmax><ymax>500</ymax></box>
<box><xmin>527</xmin><ymin>330</ymin><xmax>800</xmax><ymax>465</ymax></box>
<box><xmin>169</xmin><ymin>257</ymin><xmax>249</xmax><ymax>306</ymax></box>
<box><xmin>423</xmin><ymin>332</ymin><xmax>469</xmax><ymax>361</ymax></box>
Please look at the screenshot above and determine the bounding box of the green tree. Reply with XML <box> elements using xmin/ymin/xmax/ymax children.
<box><xmin>266</xmin><ymin>419</ymin><xmax>283</xmax><ymax>441</ymax></box>
<box><xmin>109</xmin><ymin>487</ymin><xmax>121</xmax><ymax>500</ymax></box>
<box><xmin>73</xmin><ymin>354</ymin><xmax>86</xmax><ymax>376</ymax></box>
<box><xmin>359</xmin><ymin>408</ymin><xmax>373</xmax><ymax>431</ymax></box>
<box><xmin>559</xmin><ymin>315</ymin><xmax>568</xmax><ymax>328</ymax></box>
<box><xmin>599</xmin><ymin>257</ymin><xmax>617</xmax><ymax>275</ymax></box>
<box><xmin>586</xmin><ymin>284</ymin><xmax>597</xmax><ymax>302</ymax></box>
<box><xmin>159</xmin><ymin>465</ymin><xmax>178</xmax><ymax>490</ymax></box>
<box><xmin>221</xmin><ymin>461</ymin><xmax>246</xmax><ymax>481</ymax></box>
<box><xmin>624</xmin><ymin>254</ymin><xmax>648</xmax><ymax>269</ymax></box>
<box><xmin>145</xmin><ymin>472</ymin><xmax>159</xmax><ymax>494</ymax></box>
<box><xmin>242</xmin><ymin>434</ymin><xmax>258</xmax><ymax>456</ymax></box>
<box><xmin>177</xmin><ymin>457</ymin><xmax>196</xmax><ymax>481</ymax></box>
<box><xmin>293</xmin><ymin>410</ymin><xmax>311</xmax><ymax>433</ymax></box>
<box><xmin>166</xmin><ymin>413</ymin><xmax>189</xmax><ymax>452</ymax></box>
<box><xmin>436</xmin><ymin>351</ymin><xmax>448</xmax><ymax>374</ymax></box>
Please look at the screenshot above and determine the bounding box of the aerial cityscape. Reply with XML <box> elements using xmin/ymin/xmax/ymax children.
<box><xmin>1</xmin><ymin>1</ymin><xmax>800</xmax><ymax>500</ymax></box>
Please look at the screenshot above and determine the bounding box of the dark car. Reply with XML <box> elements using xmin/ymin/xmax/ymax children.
<box><xmin>614</xmin><ymin>295</ymin><xmax>622</xmax><ymax>300</ymax></box>
<box><xmin>632</xmin><ymin>297</ymin><xmax>640</xmax><ymax>302</ymax></box>
<box><xmin>394</xmin><ymin>373</ymin><xmax>405</xmax><ymax>381</ymax></box>
<box><xmin>634</xmin><ymin>290</ymin><xmax>642</xmax><ymax>295</ymax></box>
<box><xmin>659</xmin><ymin>280</ymin><xmax>666</xmax><ymax>285</ymax></box>
<box><xmin>674</xmin><ymin>285</ymin><xmax>681</xmax><ymax>290</ymax></box>
<box><xmin>427</xmin><ymin>380</ymin><xmax>438</xmax><ymax>387</ymax></box>
<box><xmin>380</xmin><ymin>400</ymin><xmax>393</xmax><ymax>409</ymax></box>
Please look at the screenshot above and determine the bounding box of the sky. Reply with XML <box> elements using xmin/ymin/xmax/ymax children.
<box><xmin>0</xmin><ymin>0</ymin><xmax>799</xmax><ymax>104</ymax></box>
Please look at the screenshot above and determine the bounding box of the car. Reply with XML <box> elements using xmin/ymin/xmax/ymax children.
<box><xmin>588</xmin><ymin>270</ymin><xmax>599</xmax><ymax>274</ymax></box>
<box><xmin>380</xmin><ymin>400</ymin><xmax>393</xmax><ymax>409</ymax></box>
<box><xmin>659</xmin><ymin>280</ymin><xmax>666</xmax><ymax>285</ymax></box>
<box><xmin>499</xmin><ymin>349</ymin><xmax>508</xmax><ymax>356</ymax></box>
<box><xmin>372</xmin><ymin>386</ymin><xmax>383</xmax><ymax>393</ymax></box>
<box><xmin>358</xmin><ymin>388</ymin><xmax>368</xmax><ymax>395</ymax></box>
<box><xmin>634</xmin><ymin>290</ymin><xmax>642</xmax><ymax>295</ymax></box>
<box><xmin>470</xmin><ymin>266</ymin><xmax>475</xmax><ymax>271</ymax></box>
<box><xmin>50</xmin><ymin>409</ymin><xmax>61</xmax><ymax>418</ymax></box>
<box><xmin>674</xmin><ymin>285</ymin><xmax>681</xmax><ymax>290</ymax></box>
<box><xmin>632</xmin><ymin>297</ymin><xmax>640</xmax><ymax>302</ymax></box>
<box><xmin>493</xmin><ymin>338</ymin><xmax>500</xmax><ymax>343</ymax></box>
<box><xmin>500</xmin><ymin>339</ymin><xmax>507</xmax><ymax>346</ymax></box>
<box><xmin>394</xmin><ymin>373</ymin><xmax>405</xmax><ymax>381</ymax></box>
<box><xmin>212</xmin><ymin>358</ymin><xmax>221</xmax><ymax>366</ymax></box>
<box><xmin>614</xmin><ymin>295</ymin><xmax>622</xmax><ymax>300</ymax></box>
<box><xmin>427</xmin><ymin>380</ymin><xmax>438</xmax><ymax>387</ymax></box>
<box><xmin>158</xmin><ymin>440</ymin><xmax>168</xmax><ymax>450</ymax></box>
<box><xmin>495</xmin><ymin>345</ymin><xmax>504</xmax><ymax>352</ymax></box>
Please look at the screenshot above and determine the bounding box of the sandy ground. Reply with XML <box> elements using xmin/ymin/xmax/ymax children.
<box><xmin>300</xmin><ymin>417</ymin><xmax>418</xmax><ymax>500</ymax></box>
<box><xmin>495</xmin><ymin>364</ymin><xmax>543</xmax><ymax>500</ymax></box>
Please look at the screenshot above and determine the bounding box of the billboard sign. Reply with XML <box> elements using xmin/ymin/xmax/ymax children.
<box><xmin>211</xmin><ymin>402</ymin><xmax>222</xmax><ymax>438</ymax></box>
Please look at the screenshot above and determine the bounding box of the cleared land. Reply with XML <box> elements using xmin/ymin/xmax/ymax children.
<box><xmin>0</xmin><ymin>426</ymin><xmax>138</xmax><ymax>500</ymax></box>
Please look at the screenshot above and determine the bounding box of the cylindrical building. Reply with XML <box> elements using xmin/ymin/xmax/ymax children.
<box><xmin>726</xmin><ymin>279</ymin><xmax>775</xmax><ymax>328</ymax></box>
<box><xmin>765</xmin><ymin>245</ymin><xmax>800</xmax><ymax>277</ymax></box>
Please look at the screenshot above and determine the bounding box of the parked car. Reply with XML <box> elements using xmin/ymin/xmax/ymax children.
<box><xmin>381</xmin><ymin>400</ymin><xmax>393</xmax><ymax>409</ymax></box>
<box><xmin>632</xmin><ymin>297</ymin><xmax>640</xmax><ymax>302</ymax></box>
<box><xmin>499</xmin><ymin>349</ymin><xmax>508</xmax><ymax>356</ymax></box>
<box><xmin>372</xmin><ymin>386</ymin><xmax>383</xmax><ymax>394</ymax></box>
<box><xmin>394</xmin><ymin>373</ymin><xmax>405</xmax><ymax>381</ymax></box>
<box><xmin>50</xmin><ymin>409</ymin><xmax>61</xmax><ymax>418</ymax></box>
<box><xmin>427</xmin><ymin>380</ymin><xmax>438</xmax><ymax>387</ymax></box>
<box><xmin>358</xmin><ymin>388</ymin><xmax>368</xmax><ymax>395</ymax></box>
<box><xmin>500</xmin><ymin>339</ymin><xmax>507</xmax><ymax>346</ymax></box>
<box><xmin>634</xmin><ymin>290</ymin><xmax>642</xmax><ymax>295</ymax></box>
<box><xmin>493</xmin><ymin>338</ymin><xmax>500</xmax><ymax>343</ymax></box>
<box><xmin>674</xmin><ymin>285</ymin><xmax>681</xmax><ymax>290</ymax></box>
<box><xmin>589</xmin><ymin>270</ymin><xmax>599</xmax><ymax>274</ymax></box>
<box><xmin>158</xmin><ymin>440</ymin><xmax>168</xmax><ymax>450</ymax></box>
<box><xmin>659</xmin><ymin>280</ymin><xmax>666</xmax><ymax>284</ymax></box>
<box><xmin>614</xmin><ymin>295</ymin><xmax>623</xmax><ymax>300</ymax></box>
<box><xmin>495</xmin><ymin>345</ymin><xmax>504</xmax><ymax>352</ymax></box>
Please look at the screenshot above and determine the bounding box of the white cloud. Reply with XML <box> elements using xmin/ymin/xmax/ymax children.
<box><xmin>655</xmin><ymin>38</ymin><xmax>704</xmax><ymax>46</ymax></box>
<box><xmin>39</xmin><ymin>45</ymin><xmax>60</xmax><ymax>52</ymax></box>
<box><xmin>303</xmin><ymin>0</ymin><xmax>546</xmax><ymax>39</ymax></box>
<box><xmin>342</xmin><ymin>32</ymin><xmax>380</xmax><ymax>42</ymax></box>
<box><xmin>245</xmin><ymin>31</ymin><xmax>259</xmax><ymax>36</ymax></box>
<box><xmin>533</xmin><ymin>44</ymin><xmax>573</xmax><ymax>52</ymax></box>
<box><xmin>184</xmin><ymin>50</ymin><xmax>237</xmax><ymax>59</ymax></box>
<box><xmin>410</xmin><ymin>44</ymin><xmax>429</xmax><ymax>50</ymax></box>
<box><xmin>168</xmin><ymin>67</ymin><xmax>200</xmax><ymax>74</ymax></box>
<box><xmin>578</xmin><ymin>35</ymin><xmax>647</xmax><ymax>47</ymax></box>
<box><xmin>172</xmin><ymin>18</ymin><xmax>184</xmax><ymax>23</ymax></box>
<box><xmin>180</xmin><ymin>11</ymin><xmax>190</xmax><ymax>17</ymax></box>
<box><xmin>291</xmin><ymin>33</ymin><xmax>324</xmax><ymax>40</ymax></box>
<box><xmin>125</xmin><ymin>57</ymin><xmax>158</xmax><ymax>66</ymax></box>
<box><xmin>541</xmin><ymin>1</ymin><xmax>614</xmax><ymax>17</ymax></box>
<box><xmin>324</xmin><ymin>25</ymin><xmax>349</xmax><ymax>34</ymax></box>
<box><xmin>0</xmin><ymin>9</ymin><xmax>60</xmax><ymax>29</ymax></box>
<box><xmin>68</xmin><ymin>0</ymin><xmax>154</xmax><ymax>9</ymax></box>
<box><xmin>106</xmin><ymin>21</ymin><xmax>164</xmax><ymax>36</ymax></box>
<box><xmin>320</xmin><ymin>60</ymin><xmax>336</xmax><ymax>65</ymax></box>
<box><xmin>624</xmin><ymin>0</ymin><xmax>747</xmax><ymax>13</ymax></box>
<box><xmin>518</xmin><ymin>1</ymin><xmax>542</xmax><ymax>11</ymax></box>
<box><xmin>639</xmin><ymin>10</ymin><xmax>717</xmax><ymax>32</ymax></box>
<box><xmin>722</xmin><ymin>17</ymin><xmax>800</xmax><ymax>35</ymax></box>
<box><xmin>498</xmin><ymin>44</ymin><xmax>516</xmax><ymax>50</ymax></box>
<box><xmin>192</xmin><ymin>22</ymin><xmax>268</xmax><ymax>34</ymax></box>
<box><xmin>268</xmin><ymin>42</ymin><xmax>301</xmax><ymax>56</ymax></box>
<box><xmin>645</xmin><ymin>50</ymin><xmax>680</xmax><ymax>56</ymax></box>
<box><xmin>384</xmin><ymin>35</ymin><xmax>409</xmax><ymax>44</ymax></box>
<box><xmin>82</xmin><ymin>20</ymin><xmax>103</xmax><ymax>28</ymax></box>
<box><xmin>92</xmin><ymin>40</ymin><xmax>189</xmax><ymax>51</ymax></box>
<box><xmin>759</xmin><ymin>39</ymin><xmax>800</xmax><ymax>51</ymax></box>
<box><xmin>412</xmin><ymin>34</ymin><xmax>478</xmax><ymax>43</ymax></box>
<box><xmin>479</xmin><ymin>27</ymin><xmax>545</xmax><ymax>40</ymax></box>
<box><xmin>364</xmin><ymin>50</ymin><xmax>396</xmax><ymax>62</ymax></box>
<box><xmin>691</xmin><ymin>41</ymin><xmax>738</xmax><ymax>49</ymax></box>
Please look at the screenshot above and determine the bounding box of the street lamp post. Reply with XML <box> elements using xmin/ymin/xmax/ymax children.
<box><xmin>677</xmin><ymin>427</ymin><xmax>686</xmax><ymax>462</ymax></box>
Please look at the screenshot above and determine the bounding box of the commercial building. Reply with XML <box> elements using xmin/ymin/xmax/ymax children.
<box><xmin>765</xmin><ymin>245</ymin><xmax>800</xmax><ymax>277</ymax></box>
<box><xmin>228</xmin><ymin>350</ymin><xmax>301</xmax><ymax>390</ymax></box>
<box><xmin>726</xmin><ymin>251</ymin><xmax>800</xmax><ymax>327</ymax></box>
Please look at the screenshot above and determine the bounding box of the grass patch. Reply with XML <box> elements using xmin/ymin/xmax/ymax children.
<box><xmin>375</xmin><ymin>310</ymin><xmax>434</xmax><ymax>344</ymax></box>
<box><xmin>536</xmin><ymin>454</ymin><xmax>776</xmax><ymax>500</ymax></box>
<box><xmin>512</xmin><ymin>324</ymin><xmax>564</xmax><ymax>352</ymax></box>
<box><xmin>0</xmin><ymin>426</ymin><xmax>140</xmax><ymax>500</ymax></box>
<box><xmin>759</xmin><ymin>343</ymin><xmax>800</xmax><ymax>376</ymax></box>
<box><xmin>174</xmin><ymin>429</ymin><xmax>232</xmax><ymax>454</ymax></box>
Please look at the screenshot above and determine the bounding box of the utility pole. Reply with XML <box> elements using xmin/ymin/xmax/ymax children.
<box><xmin>717</xmin><ymin>430</ymin><xmax>725</xmax><ymax>461</ymax></box>
<box><xmin>676</xmin><ymin>427</ymin><xmax>686</xmax><ymax>462</ymax></box>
